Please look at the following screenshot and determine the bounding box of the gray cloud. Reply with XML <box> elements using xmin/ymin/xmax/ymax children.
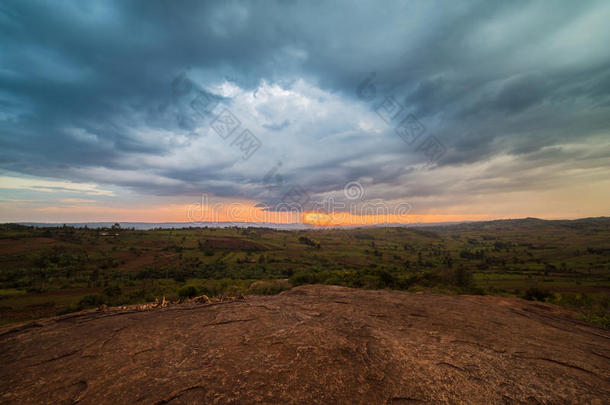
<box><xmin>1</xmin><ymin>0</ymin><xmax>609</xmax><ymax>214</ymax></box>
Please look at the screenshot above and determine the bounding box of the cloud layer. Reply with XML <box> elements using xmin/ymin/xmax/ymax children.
<box><xmin>1</xmin><ymin>0</ymin><xmax>609</xmax><ymax>220</ymax></box>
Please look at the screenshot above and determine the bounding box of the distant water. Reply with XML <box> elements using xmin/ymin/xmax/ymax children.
<box><xmin>14</xmin><ymin>221</ymin><xmax>463</xmax><ymax>230</ymax></box>
<box><xmin>16</xmin><ymin>222</ymin><xmax>315</xmax><ymax>230</ymax></box>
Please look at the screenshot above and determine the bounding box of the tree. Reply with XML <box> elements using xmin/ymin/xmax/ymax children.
<box><xmin>454</xmin><ymin>267</ymin><xmax>473</xmax><ymax>288</ymax></box>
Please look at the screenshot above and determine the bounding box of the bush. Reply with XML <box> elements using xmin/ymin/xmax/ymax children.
<box><xmin>178</xmin><ymin>285</ymin><xmax>198</xmax><ymax>299</ymax></box>
<box><xmin>248</xmin><ymin>280</ymin><xmax>290</xmax><ymax>295</ymax></box>
<box><xmin>549</xmin><ymin>292</ymin><xmax>610</xmax><ymax>329</ymax></box>
<box><xmin>523</xmin><ymin>287</ymin><xmax>552</xmax><ymax>302</ymax></box>
<box><xmin>56</xmin><ymin>306</ymin><xmax>78</xmax><ymax>315</ymax></box>
<box><xmin>454</xmin><ymin>267</ymin><xmax>473</xmax><ymax>288</ymax></box>
<box><xmin>77</xmin><ymin>294</ymin><xmax>106</xmax><ymax>309</ymax></box>
<box><xmin>103</xmin><ymin>285</ymin><xmax>122</xmax><ymax>297</ymax></box>
<box><xmin>290</xmin><ymin>272</ymin><xmax>321</xmax><ymax>286</ymax></box>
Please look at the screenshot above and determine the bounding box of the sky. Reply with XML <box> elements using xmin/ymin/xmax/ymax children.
<box><xmin>1</xmin><ymin>0</ymin><xmax>609</xmax><ymax>225</ymax></box>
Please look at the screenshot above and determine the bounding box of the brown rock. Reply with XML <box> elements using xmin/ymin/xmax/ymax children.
<box><xmin>0</xmin><ymin>285</ymin><xmax>608</xmax><ymax>404</ymax></box>
<box><xmin>193</xmin><ymin>295</ymin><xmax>211</xmax><ymax>304</ymax></box>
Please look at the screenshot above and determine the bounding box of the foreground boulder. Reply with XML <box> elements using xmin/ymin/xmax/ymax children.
<box><xmin>1</xmin><ymin>285</ymin><xmax>608</xmax><ymax>404</ymax></box>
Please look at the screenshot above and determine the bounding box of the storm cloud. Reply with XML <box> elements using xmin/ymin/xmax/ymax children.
<box><xmin>1</xmin><ymin>0</ymin><xmax>609</xmax><ymax>218</ymax></box>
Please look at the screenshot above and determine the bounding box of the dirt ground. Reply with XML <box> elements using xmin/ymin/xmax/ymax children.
<box><xmin>1</xmin><ymin>285</ymin><xmax>608</xmax><ymax>404</ymax></box>
<box><xmin>0</xmin><ymin>237</ymin><xmax>60</xmax><ymax>256</ymax></box>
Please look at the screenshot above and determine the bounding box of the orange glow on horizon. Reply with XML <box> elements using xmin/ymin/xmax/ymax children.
<box><xmin>0</xmin><ymin>200</ymin><xmax>497</xmax><ymax>225</ymax></box>
<box><xmin>301</xmin><ymin>211</ymin><xmax>493</xmax><ymax>226</ymax></box>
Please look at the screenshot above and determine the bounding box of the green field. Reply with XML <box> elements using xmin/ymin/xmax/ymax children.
<box><xmin>1</xmin><ymin>218</ymin><xmax>609</xmax><ymax>327</ymax></box>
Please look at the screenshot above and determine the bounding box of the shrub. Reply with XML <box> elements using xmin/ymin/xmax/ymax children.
<box><xmin>103</xmin><ymin>285</ymin><xmax>122</xmax><ymax>297</ymax></box>
<box><xmin>523</xmin><ymin>287</ymin><xmax>552</xmax><ymax>302</ymax></box>
<box><xmin>248</xmin><ymin>280</ymin><xmax>290</xmax><ymax>295</ymax></box>
<box><xmin>57</xmin><ymin>306</ymin><xmax>78</xmax><ymax>315</ymax></box>
<box><xmin>454</xmin><ymin>267</ymin><xmax>473</xmax><ymax>288</ymax></box>
<box><xmin>290</xmin><ymin>272</ymin><xmax>321</xmax><ymax>286</ymax></box>
<box><xmin>178</xmin><ymin>285</ymin><xmax>198</xmax><ymax>299</ymax></box>
<box><xmin>77</xmin><ymin>294</ymin><xmax>106</xmax><ymax>309</ymax></box>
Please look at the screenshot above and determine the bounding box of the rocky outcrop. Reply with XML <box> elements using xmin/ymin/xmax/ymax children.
<box><xmin>1</xmin><ymin>285</ymin><xmax>608</xmax><ymax>404</ymax></box>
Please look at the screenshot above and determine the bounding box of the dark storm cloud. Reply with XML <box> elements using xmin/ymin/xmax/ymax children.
<box><xmin>1</xmin><ymin>0</ymin><xmax>609</xmax><ymax>208</ymax></box>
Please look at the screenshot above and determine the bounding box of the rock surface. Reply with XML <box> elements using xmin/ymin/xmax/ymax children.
<box><xmin>1</xmin><ymin>285</ymin><xmax>609</xmax><ymax>404</ymax></box>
